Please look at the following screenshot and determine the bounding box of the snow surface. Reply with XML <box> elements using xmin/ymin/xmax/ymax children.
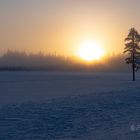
<box><xmin>0</xmin><ymin>72</ymin><xmax>140</xmax><ymax>139</ymax></box>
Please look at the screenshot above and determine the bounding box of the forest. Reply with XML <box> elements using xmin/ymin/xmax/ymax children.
<box><xmin>0</xmin><ymin>50</ymin><xmax>128</xmax><ymax>72</ymax></box>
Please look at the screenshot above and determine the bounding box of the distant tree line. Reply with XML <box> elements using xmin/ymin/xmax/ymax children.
<box><xmin>0</xmin><ymin>50</ymin><xmax>127</xmax><ymax>72</ymax></box>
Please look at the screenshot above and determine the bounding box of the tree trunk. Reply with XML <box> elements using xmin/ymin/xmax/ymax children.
<box><xmin>132</xmin><ymin>64</ymin><xmax>135</xmax><ymax>81</ymax></box>
<box><xmin>132</xmin><ymin>32</ymin><xmax>135</xmax><ymax>81</ymax></box>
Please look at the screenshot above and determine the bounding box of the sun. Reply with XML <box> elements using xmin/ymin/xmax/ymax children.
<box><xmin>77</xmin><ymin>40</ymin><xmax>104</xmax><ymax>62</ymax></box>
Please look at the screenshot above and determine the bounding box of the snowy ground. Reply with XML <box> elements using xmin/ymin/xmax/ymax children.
<box><xmin>0</xmin><ymin>72</ymin><xmax>140</xmax><ymax>139</ymax></box>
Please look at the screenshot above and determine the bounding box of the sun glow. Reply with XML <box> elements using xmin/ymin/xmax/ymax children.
<box><xmin>77</xmin><ymin>40</ymin><xmax>104</xmax><ymax>62</ymax></box>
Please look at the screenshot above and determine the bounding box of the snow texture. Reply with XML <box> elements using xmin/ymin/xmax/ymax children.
<box><xmin>0</xmin><ymin>72</ymin><xmax>140</xmax><ymax>140</ymax></box>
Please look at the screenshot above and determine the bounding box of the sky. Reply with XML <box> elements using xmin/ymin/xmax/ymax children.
<box><xmin>1</xmin><ymin>0</ymin><xmax>140</xmax><ymax>56</ymax></box>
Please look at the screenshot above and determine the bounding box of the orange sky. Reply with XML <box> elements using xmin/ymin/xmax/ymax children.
<box><xmin>1</xmin><ymin>0</ymin><xmax>140</xmax><ymax>56</ymax></box>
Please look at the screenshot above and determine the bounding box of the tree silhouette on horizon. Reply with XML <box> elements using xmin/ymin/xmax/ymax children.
<box><xmin>124</xmin><ymin>28</ymin><xmax>140</xmax><ymax>81</ymax></box>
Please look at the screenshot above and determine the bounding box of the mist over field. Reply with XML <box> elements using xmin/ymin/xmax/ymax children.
<box><xmin>0</xmin><ymin>50</ymin><xmax>128</xmax><ymax>72</ymax></box>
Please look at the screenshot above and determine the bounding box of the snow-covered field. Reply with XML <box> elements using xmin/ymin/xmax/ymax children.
<box><xmin>0</xmin><ymin>72</ymin><xmax>140</xmax><ymax>140</ymax></box>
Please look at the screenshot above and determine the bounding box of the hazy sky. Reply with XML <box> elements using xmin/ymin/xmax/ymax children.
<box><xmin>1</xmin><ymin>0</ymin><xmax>140</xmax><ymax>56</ymax></box>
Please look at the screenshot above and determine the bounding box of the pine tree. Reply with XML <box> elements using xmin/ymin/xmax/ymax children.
<box><xmin>124</xmin><ymin>28</ymin><xmax>140</xmax><ymax>81</ymax></box>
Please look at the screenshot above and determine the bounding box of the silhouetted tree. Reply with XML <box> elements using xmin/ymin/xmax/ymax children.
<box><xmin>124</xmin><ymin>28</ymin><xmax>140</xmax><ymax>81</ymax></box>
